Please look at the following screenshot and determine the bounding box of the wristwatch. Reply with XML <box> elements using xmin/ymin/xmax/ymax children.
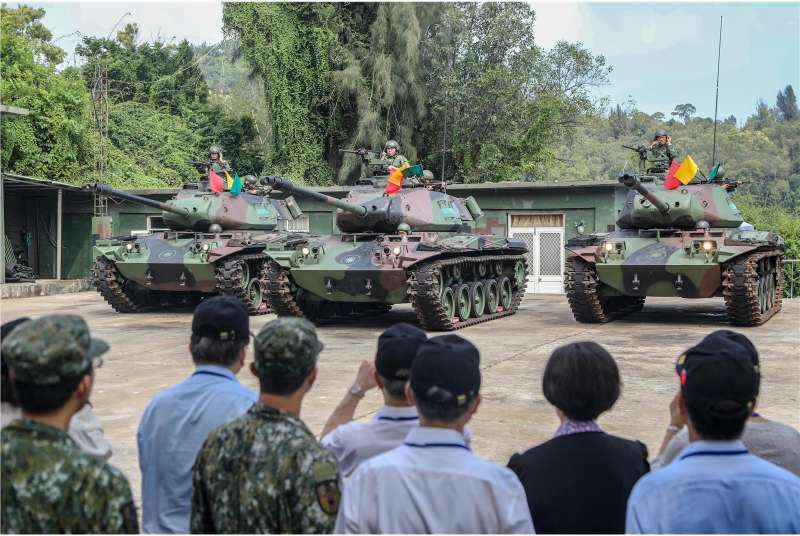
<box><xmin>348</xmin><ymin>384</ymin><xmax>366</xmax><ymax>398</ymax></box>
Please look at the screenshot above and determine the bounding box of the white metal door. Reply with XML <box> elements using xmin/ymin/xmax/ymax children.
<box><xmin>535</xmin><ymin>227</ymin><xmax>564</xmax><ymax>294</ymax></box>
<box><xmin>510</xmin><ymin>223</ymin><xmax>564</xmax><ymax>294</ymax></box>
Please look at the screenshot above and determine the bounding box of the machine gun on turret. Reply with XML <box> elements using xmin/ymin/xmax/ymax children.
<box><xmin>622</xmin><ymin>144</ymin><xmax>649</xmax><ymax>159</ymax></box>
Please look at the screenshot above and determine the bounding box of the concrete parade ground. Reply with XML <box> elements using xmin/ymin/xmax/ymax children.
<box><xmin>2</xmin><ymin>291</ymin><xmax>799</xmax><ymax>509</ymax></box>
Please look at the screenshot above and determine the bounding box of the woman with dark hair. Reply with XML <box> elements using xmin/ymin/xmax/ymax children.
<box><xmin>507</xmin><ymin>341</ymin><xmax>649</xmax><ymax>534</ymax></box>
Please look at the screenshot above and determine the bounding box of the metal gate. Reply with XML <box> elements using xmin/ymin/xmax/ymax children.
<box><xmin>510</xmin><ymin>214</ymin><xmax>564</xmax><ymax>294</ymax></box>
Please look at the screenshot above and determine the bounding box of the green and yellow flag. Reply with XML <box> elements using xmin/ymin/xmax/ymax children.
<box><xmin>224</xmin><ymin>171</ymin><xmax>234</xmax><ymax>190</ymax></box>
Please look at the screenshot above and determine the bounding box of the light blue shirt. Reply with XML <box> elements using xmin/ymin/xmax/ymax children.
<box><xmin>626</xmin><ymin>439</ymin><xmax>800</xmax><ymax>533</ymax></box>
<box><xmin>137</xmin><ymin>365</ymin><xmax>257</xmax><ymax>533</ymax></box>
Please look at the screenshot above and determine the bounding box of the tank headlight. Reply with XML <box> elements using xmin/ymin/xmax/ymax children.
<box><xmin>126</xmin><ymin>243</ymin><xmax>134</xmax><ymax>251</ymax></box>
<box><xmin>302</xmin><ymin>247</ymin><xmax>310</xmax><ymax>256</ymax></box>
<box><xmin>603</xmin><ymin>242</ymin><xmax>614</xmax><ymax>252</ymax></box>
<box><xmin>392</xmin><ymin>246</ymin><xmax>401</xmax><ymax>256</ymax></box>
<box><xmin>702</xmin><ymin>240</ymin><xmax>715</xmax><ymax>251</ymax></box>
<box><xmin>202</xmin><ymin>244</ymin><xmax>210</xmax><ymax>252</ymax></box>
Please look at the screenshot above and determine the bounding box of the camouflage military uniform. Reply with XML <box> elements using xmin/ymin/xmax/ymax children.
<box><xmin>383</xmin><ymin>154</ymin><xmax>408</xmax><ymax>168</ymax></box>
<box><xmin>643</xmin><ymin>143</ymin><xmax>680</xmax><ymax>174</ymax></box>
<box><xmin>1</xmin><ymin>420</ymin><xmax>138</xmax><ymax>533</ymax></box>
<box><xmin>190</xmin><ymin>317</ymin><xmax>341</xmax><ymax>534</ymax></box>
<box><xmin>0</xmin><ymin>315</ymin><xmax>138</xmax><ymax>534</ymax></box>
<box><xmin>209</xmin><ymin>159</ymin><xmax>232</xmax><ymax>175</ymax></box>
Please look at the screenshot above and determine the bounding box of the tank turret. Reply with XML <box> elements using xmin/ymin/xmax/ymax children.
<box><xmin>262</xmin><ymin>176</ymin><xmax>483</xmax><ymax>234</ymax></box>
<box><xmin>86</xmin><ymin>182</ymin><xmax>302</xmax><ymax>233</ymax></box>
<box><xmin>616</xmin><ymin>173</ymin><xmax>743</xmax><ymax>230</ymax></box>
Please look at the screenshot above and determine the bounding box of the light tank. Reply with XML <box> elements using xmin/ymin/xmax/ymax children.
<box><xmin>564</xmin><ymin>172</ymin><xmax>785</xmax><ymax>325</ymax></box>
<box><xmin>87</xmin><ymin>180</ymin><xmax>307</xmax><ymax>315</ymax></box>
<box><xmin>260</xmin><ymin>174</ymin><xmax>529</xmax><ymax>330</ymax></box>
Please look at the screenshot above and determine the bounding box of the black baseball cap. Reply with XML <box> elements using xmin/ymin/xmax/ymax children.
<box><xmin>411</xmin><ymin>334</ymin><xmax>481</xmax><ymax>407</ymax></box>
<box><xmin>676</xmin><ymin>330</ymin><xmax>759</xmax><ymax>422</ymax></box>
<box><xmin>375</xmin><ymin>323</ymin><xmax>427</xmax><ymax>381</ymax></box>
<box><xmin>192</xmin><ymin>296</ymin><xmax>250</xmax><ymax>342</ymax></box>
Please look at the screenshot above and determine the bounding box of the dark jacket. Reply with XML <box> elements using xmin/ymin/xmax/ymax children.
<box><xmin>508</xmin><ymin>432</ymin><xmax>649</xmax><ymax>534</ymax></box>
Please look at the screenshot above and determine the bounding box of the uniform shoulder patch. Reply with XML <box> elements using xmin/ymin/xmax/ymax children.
<box><xmin>312</xmin><ymin>460</ymin><xmax>341</xmax><ymax>516</ymax></box>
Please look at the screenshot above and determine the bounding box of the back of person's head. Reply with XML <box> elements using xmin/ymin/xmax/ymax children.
<box><xmin>410</xmin><ymin>335</ymin><xmax>480</xmax><ymax>423</ymax></box>
<box><xmin>1</xmin><ymin>314</ymin><xmax>107</xmax><ymax>414</ymax></box>
<box><xmin>190</xmin><ymin>296</ymin><xmax>250</xmax><ymax>367</ymax></box>
<box><xmin>253</xmin><ymin>317</ymin><xmax>323</xmax><ymax>396</ymax></box>
<box><xmin>1</xmin><ymin>317</ymin><xmax>30</xmax><ymax>405</ymax></box>
<box><xmin>677</xmin><ymin>330</ymin><xmax>759</xmax><ymax>440</ymax></box>
<box><xmin>375</xmin><ymin>323</ymin><xmax>427</xmax><ymax>398</ymax></box>
<box><xmin>542</xmin><ymin>341</ymin><xmax>620</xmax><ymax>421</ymax></box>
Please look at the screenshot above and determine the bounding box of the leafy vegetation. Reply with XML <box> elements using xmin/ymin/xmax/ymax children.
<box><xmin>1</xmin><ymin>3</ymin><xmax>797</xmax><ymax>275</ymax></box>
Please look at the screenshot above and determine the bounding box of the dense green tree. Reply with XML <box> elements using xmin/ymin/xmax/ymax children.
<box><xmin>776</xmin><ymin>85</ymin><xmax>798</xmax><ymax>121</ymax></box>
<box><xmin>671</xmin><ymin>103</ymin><xmax>696</xmax><ymax>122</ymax></box>
<box><xmin>0</xmin><ymin>5</ymin><xmax>96</xmax><ymax>181</ymax></box>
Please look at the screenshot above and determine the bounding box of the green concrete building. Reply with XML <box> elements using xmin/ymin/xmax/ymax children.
<box><xmin>2</xmin><ymin>174</ymin><xmax>625</xmax><ymax>293</ymax></box>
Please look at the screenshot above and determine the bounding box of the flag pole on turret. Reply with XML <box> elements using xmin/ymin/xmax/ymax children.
<box><xmin>712</xmin><ymin>16</ymin><xmax>723</xmax><ymax>167</ymax></box>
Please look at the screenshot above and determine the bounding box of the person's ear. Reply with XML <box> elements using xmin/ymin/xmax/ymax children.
<box><xmin>468</xmin><ymin>394</ymin><xmax>481</xmax><ymax>418</ymax></box>
<box><xmin>238</xmin><ymin>344</ymin><xmax>248</xmax><ymax>367</ymax></box>
<box><xmin>250</xmin><ymin>362</ymin><xmax>258</xmax><ymax>378</ymax></box>
<box><xmin>373</xmin><ymin>369</ymin><xmax>383</xmax><ymax>390</ymax></box>
<box><xmin>677</xmin><ymin>390</ymin><xmax>689</xmax><ymax>419</ymax></box>
<box><xmin>75</xmin><ymin>373</ymin><xmax>93</xmax><ymax>403</ymax></box>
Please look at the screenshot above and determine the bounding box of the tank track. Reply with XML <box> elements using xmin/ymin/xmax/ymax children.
<box><xmin>264</xmin><ymin>260</ymin><xmax>305</xmax><ymax>317</ymax></box>
<box><xmin>408</xmin><ymin>254</ymin><xmax>527</xmax><ymax>331</ymax></box>
<box><xmin>264</xmin><ymin>260</ymin><xmax>392</xmax><ymax>321</ymax></box>
<box><xmin>214</xmin><ymin>253</ymin><xmax>270</xmax><ymax>315</ymax></box>
<box><xmin>564</xmin><ymin>256</ymin><xmax>644</xmax><ymax>323</ymax></box>
<box><xmin>722</xmin><ymin>250</ymin><xmax>783</xmax><ymax>326</ymax></box>
<box><xmin>92</xmin><ymin>256</ymin><xmax>144</xmax><ymax>313</ymax></box>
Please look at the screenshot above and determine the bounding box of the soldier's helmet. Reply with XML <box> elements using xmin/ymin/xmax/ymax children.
<box><xmin>422</xmin><ymin>170</ymin><xmax>434</xmax><ymax>182</ymax></box>
<box><xmin>208</xmin><ymin>145</ymin><xmax>222</xmax><ymax>157</ymax></box>
<box><xmin>244</xmin><ymin>175</ymin><xmax>258</xmax><ymax>186</ymax></box>
<box><xmin>653</xmin><ymin>129</ymin><xmax>668</xmax><ymax>140</ymax></box>
<box><xmin>397</xmin><ymin>223</ymin><xmax>411</xmax><ymax>234</ymax></box>
<box><xmin>384</xmin><ymin>140</ymin><xmax>400</xmax><ymax>151</ymax></box>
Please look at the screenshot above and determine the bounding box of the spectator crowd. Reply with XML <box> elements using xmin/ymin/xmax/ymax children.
<box><xmin>2</xmin><ymin>295</ymin><xmax>799</xmax><ymax>534</ymax></box>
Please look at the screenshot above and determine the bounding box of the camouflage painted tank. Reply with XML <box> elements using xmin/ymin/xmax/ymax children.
<box><xmin>565</xmin><ymin>172</ymin><xmax>785</xmax><ymax>326</ymax></box>
<box><xmin>260</xmin><ymin>175</ymin><xmax>529</xmax><ymax>331</ymax></box>
<box><xmin>87</xmin><ymin>180</ymin><xmax>307</xmax><ymax>315</ymax></box>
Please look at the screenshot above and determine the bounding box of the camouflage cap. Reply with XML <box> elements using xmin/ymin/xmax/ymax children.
<box><xmin>253</xmin><ymin>318</ymin><xmax>323</xmax><ymax>376</ymax></box>
<box><xmin>1</xmin><ymin>314</ymin><xmax>108</xmax><ymax>386</ymax></box>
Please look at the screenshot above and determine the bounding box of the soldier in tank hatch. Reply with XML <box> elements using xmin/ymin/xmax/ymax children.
<box><xmin>207</xmin><ymin>145</ymin><xmax>232</xmax><ymax>175</ymax></box>
<box><xmin>641</xmin><ymin>129</ymin><xmax>680</xmax><ymax>174</ymax></box>
<box><xmin>380</xmin><ymin>140</ymin><xmax>408</xmax><ymax>168</ymax></box>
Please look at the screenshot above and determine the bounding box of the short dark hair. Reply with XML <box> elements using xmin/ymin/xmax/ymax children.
<box><xmin>685</xmin><ymin>399</ymin><xmax>748</xmax><ymax>440</ymax></box>
<box><xmin>542</xmin><ymin>341</ymin><xmax>620</xmax><ymax>421</ymax></box>
<box><xmin>257</xmin><ymin>365</ymin><xmax>312</xmax><ymax>396</ymax></box>
<box><xmin>379</xmin><ymin>375</ymin><xmax>406</xmax><ymax>399</ymax></box>
<box><xmin>190</xmin><ymin>334</ymin><xmax>247</xmax><ymax>367</ymax></box>
<box><xmin>416</xmin><ymin>397</ymin><xmax>471</xmax><ymax>422</ymax></box>
<box><xmin>13</xmin><ymin>371</ymin><xmax>87</xmax><ymax>414</ymax></box>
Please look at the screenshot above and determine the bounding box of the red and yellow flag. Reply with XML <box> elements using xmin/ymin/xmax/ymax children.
<box><xmin>208</xmin><ymin>170</ymin><xmax>224</xmax><ymax>193</ymax></box>
<box><xmin>664</xmin><ymin>161</ymin><xmax>681</xmax><ymax>190</ymax></box>
<box><xmin>664</xmin><ymin>156</ymin><xmax>698</xmax><ymax>189</ymax></box>
<box><xmin>385</xmin><ymin>162</ymin><xmax>410</xmax><ymax>195</ymax></box>
<box><xmin>225</xmin><ymin>171</ymin><xmax>234</xmax><ymax>190</ymax></box>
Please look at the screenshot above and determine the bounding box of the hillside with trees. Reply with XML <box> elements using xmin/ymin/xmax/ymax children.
<box><xmin>1</xmin><ymin>3</ymin><xmax>797</xmax><ymax>265</ymax></box>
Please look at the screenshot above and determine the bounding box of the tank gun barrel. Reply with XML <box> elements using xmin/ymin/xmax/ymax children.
<box><xmin>84</xmin><ymin>182</ymin><xmax>189</xmax><ymax>216</ymax></box>
<box><xmin>618</xmin><ymin>173</ymin><xmax>671</xmax><ymax>215</ymax></box>
<box><xmin>622</xmin><ymin>144</ymin><xmax>648</xmax><ymax>157</ymax></box>
<box><xmin>261</xmin><ymin>176</ymin><xmax>368</xmax><ymax>217</ymax></box>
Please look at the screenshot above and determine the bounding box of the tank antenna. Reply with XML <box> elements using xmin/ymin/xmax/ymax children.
<box><xmin>711</xmin><ymin>16</ymin><xmax>723</xmax><ymax>168</ymax></box>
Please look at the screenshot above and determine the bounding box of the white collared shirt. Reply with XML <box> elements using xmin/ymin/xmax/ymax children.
<box><xmin>335</xmin><ymin>426</ymin><xmax>535</xmax><ymax>534</ymax></box>
<box><xmin>321</xmin><ymin>405</ymin><xmax>420</xmax><ymax>477</ymax></box>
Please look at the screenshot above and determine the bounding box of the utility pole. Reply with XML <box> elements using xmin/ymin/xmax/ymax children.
<box><xmin>90</xmin><ymin>64</ymin><xmax>111</xmax><ymax>239</ymax></box>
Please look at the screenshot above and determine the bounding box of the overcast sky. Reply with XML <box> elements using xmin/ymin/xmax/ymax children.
<box><xmin>29</xmin><ymin>1</ymin><xmax>800</xmax><ymax>125</ymax></box>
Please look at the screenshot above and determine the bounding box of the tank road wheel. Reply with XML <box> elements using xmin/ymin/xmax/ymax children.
<box><xmin>246</xmin><ymin>278</ymin><xmax>264</xmax><ymax>312</ymax></box>
<box><xmin>92</xmin><ymin>256</ymin><xmax>145</xmax><ymax>313</ymax></box>
<box><xmin>484</xmin><ymin>278</ymin><xmax>500</xmax><ymax>314</ymax></box>
<box><xmin>454</xmin><ymin>284</ymin><xmax>472</xmax><ymax>322</ymax></box>
<box><xmin>441</xmin><ymin>286</ymin><xmax>456</xmax><ymax>321</ymax></box>
<box><xmin>215</xmin><ymin>255</ymin><xmax>269</xmax><ymax>315</ymax></box>
<box><xmin>723</xmin><ymin>252</ymin><xmax>783</xmax><ymax>326</ymax></box>
<box><xmin>497</xmin><ymin>276</ymin><xmax>513</xmax><ymax>312</ymax></box>
<box><xmin>514</xmin><ymin>259</ymin><xmax>527</xmax><ymax>290</ymax></box>
<box><xmin>470</xmin><ymin>281</ymin><xmax>486</xmax><ymax>318</ymax></box>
